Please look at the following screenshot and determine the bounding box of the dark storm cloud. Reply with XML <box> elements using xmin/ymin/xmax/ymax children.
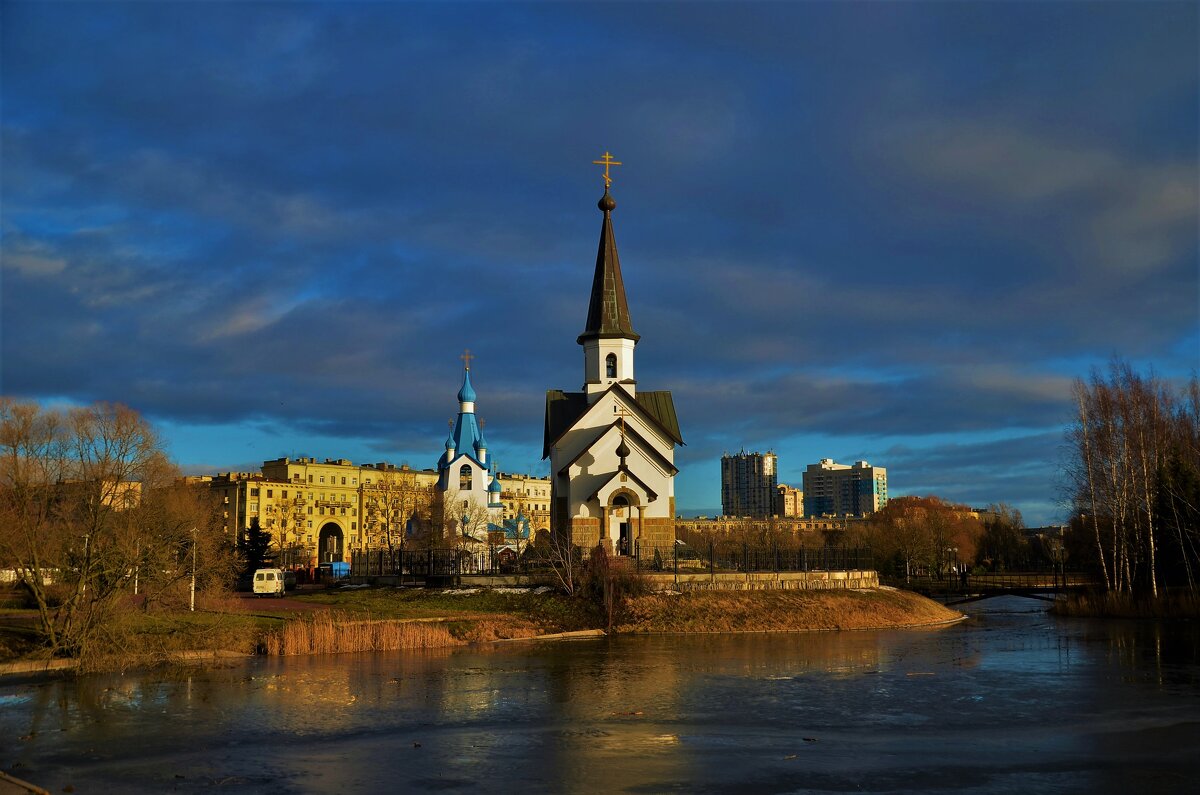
<box><xmin>1</xmin><ymin>2</ymin><xmax>1196</xmax><ymax>526</ymax></box>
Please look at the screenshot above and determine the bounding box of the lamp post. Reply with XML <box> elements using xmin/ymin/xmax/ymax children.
<box><xmin>190</xmin><ymin>527</ymin><xmax>197</xmax><ymax>613</ymax></box>
<box><xmin>80</xmin><ymin>533</ymin><xmax>90</xmax><ymax>597</ymax></box>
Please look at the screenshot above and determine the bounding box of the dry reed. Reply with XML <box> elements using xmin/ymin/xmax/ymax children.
<box><xmin>1051</xmin><ymin>590</ymin><xmax>1200</xmax><ymax>619</ymax></box>
<box><xmin>262</xmin><ymin>612</ymin><xmax>465</xmax><ymax>656</ymax></box>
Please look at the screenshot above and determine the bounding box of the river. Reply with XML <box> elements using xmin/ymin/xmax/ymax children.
<box><xmin>2</xmin><ymin>598</ymin><xmax>1199</xmax><ymax>794</ymax></box>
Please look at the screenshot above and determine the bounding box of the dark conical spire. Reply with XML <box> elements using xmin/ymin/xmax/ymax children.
<box><xmin>577</xmin><ymin>186</ymin><xmax>640</xmax><ymax>345</ymax></box>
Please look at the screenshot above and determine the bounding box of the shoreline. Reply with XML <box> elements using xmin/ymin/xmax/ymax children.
<box><xmin>0</xmin><ymin>587</ymin><xmax>964</xmax><ymax>678</ymax></box>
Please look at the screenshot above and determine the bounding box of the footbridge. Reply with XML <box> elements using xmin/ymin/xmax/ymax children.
<box><xmin>888</xmin><ymin>571</ymin><xmax>1098</xmax><ymax>605</ymax></box>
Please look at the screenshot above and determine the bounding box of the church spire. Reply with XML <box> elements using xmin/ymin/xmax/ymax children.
<box><xmin>577</xmin><ymin>162</ymin><xmax>639</xmax><ymax>346</ymax></box>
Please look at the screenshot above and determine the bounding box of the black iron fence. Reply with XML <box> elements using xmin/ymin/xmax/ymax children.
<box><xmin>351</xmin><ymin>543</ymin><xmax>871</xmax><ymax>581</ymax></box>
<box><xmin>632</xmin><ymin>541</ymin><xmax>870</xmax><ymax>575</ymax></box>
<box><xmin>351</xmin><ymin>548</ymin><xmax>553</xmax><ymax>580</ymax></box>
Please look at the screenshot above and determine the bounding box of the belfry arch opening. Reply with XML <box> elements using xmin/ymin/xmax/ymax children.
<box><xmin>459</xmin><ymin>464</ymin><xmax>472</xmax><ymax>491</ymax></box>
<box><xmin>606</xmin><ymin>353</ymin><xmax>617</xmax><ymax>378</ymax></box>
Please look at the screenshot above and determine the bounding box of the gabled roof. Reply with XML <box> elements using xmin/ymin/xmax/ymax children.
<box><xmin>556</xmin><ymin>421</ymin><xmax>679</xmax><ymax>477</ymax></box>
<box><xmin>577</xmin><ymin>188</ymin><xmax>640</xmax><ymax>345</ymax></box>
<box><xmin>586</xmin><ymin>466</ymin><xmax>658</xmax><ymax>504</ymax></box>
<box><xmin>543</xmin><ymin>385</ymin><xmax>683</xmax><ymax>458</ymax></box>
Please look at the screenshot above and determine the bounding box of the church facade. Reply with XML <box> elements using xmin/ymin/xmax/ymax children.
<box><xmin>437</xmin><ymin>364</ymin><xmax>506</xmax><ymax>543</ymax></box>
<box><xmin>544</xmin><ymin>172</ymin><xmax>683</xmax><ymax>555</ymax></box>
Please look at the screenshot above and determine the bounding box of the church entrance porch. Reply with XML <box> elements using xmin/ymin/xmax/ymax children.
<box><xmin>605</xmin><ymin>493</ymin><xmax>642</xmax><ymax>556</ymax></box>
<box><xmin>318</xmin><ymin>522</ymin><xmax>344</xmax><ymax>563</ymax></box>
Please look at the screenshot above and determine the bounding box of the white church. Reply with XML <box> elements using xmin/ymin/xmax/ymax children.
<box><xmin>543</xmin><ymin>161</ymin><xmax>683</xmax><ymax>555</ymax></box>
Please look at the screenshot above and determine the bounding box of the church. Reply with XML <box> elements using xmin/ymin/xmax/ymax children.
<box><xmin>436</xmin><ymin>358</ymin><xmax>530</xmax><ymax>551</ymax></box>
<box><xmin>543</xmin><ymin>156</ymin><xmax>683</xmax><ymax>556</ymax></box>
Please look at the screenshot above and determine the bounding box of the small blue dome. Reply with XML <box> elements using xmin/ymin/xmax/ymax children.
<box><xmin>457</xmin><ymin>369</ymin><xmax>477</xmax><ymax>403</ymax></box>
<box><xmin>489</xmin><ymin>476</ymin><xmax>502</xmax><ymax>493</ymax></box>
<box><xmin>474</xmin><ymin>433</ymin><xmax>488</xmax><ymax>450</ymax></box>
<box><xmin>445</xmin><ymin>435</ymin><xmax>455</xmax><ymax>450</ymax></box>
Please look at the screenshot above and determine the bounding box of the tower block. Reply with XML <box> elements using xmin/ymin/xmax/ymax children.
<box><xmin>543</xmin><ymin>157</ymin><xmax>683</xmax><ymax>555</ymax></box>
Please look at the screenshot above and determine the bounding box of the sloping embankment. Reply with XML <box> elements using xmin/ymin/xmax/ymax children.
<box><xmin>617</xmin><ymin>588</ymin><xmax>962</xmax><ymax>633</ymax></box>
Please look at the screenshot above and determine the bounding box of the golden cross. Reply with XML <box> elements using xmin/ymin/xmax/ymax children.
<box><xmin>448</xmin><ymin>418</ymin><xmax>454</xmax><ymax>430</ymax></box>
<box><xmin>460</xmin><ymin>348</ymin><xmax>475</xmax><ymax>370</ymax></box>
<box><xmin>592</xmin><ymin>151</ymin><xmax>622</xmax><ymax>188</ymax></box>
<box><xmin>615</xmin><ymin>406</ymin><xmax>636</xmax><ymax>437</ymax></box>
<box><xmin>479</xmin><ymin>418</ymin><xmax>486</xmax><ymax>431</ymax></box>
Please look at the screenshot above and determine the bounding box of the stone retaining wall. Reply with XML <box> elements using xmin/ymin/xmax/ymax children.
<box><xmin>643</xmin><ymin>570</ymin><xmax>879</xmax><ymax>592</ymax></box>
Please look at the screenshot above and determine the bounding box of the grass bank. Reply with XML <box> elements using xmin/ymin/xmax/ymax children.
<box><xmin>1051</xmin><ymin>590</ymin><xmax>1200</xmax><ymax>619</ymax></box>
<box><xmin>617</xmin><ymin>588</ymin><xmax>962</xmax><ymax>633</ymax></box>
<box><xmin>2</xmin><ymin>585</ymin><xmax>960</xmax><ymax>673</ymax></box>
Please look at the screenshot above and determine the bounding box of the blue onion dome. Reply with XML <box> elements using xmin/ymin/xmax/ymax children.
<box><xmin>457</xmin><ymin>369</ymin><xmax>477</xmax><ymax>403</ymax></box>
<box><xmin>474</xmin><ymin>432</ymin><xmax>488</xmax><ymax>450</ymax></box>
<box><xmin>445</xmin><ymin>430</ymin><xmax>455</xmax><ymax>450</ymax></box>
<box><xmin>489</xmin><ymin>474</ymin><xmax>502</xmax><ymax>493</ymax></box>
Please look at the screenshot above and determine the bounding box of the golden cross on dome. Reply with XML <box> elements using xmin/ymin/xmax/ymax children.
<box><xmin>460</xmin><ymin>348</ymin><xmax>475</xmax><ymax>370</ymax></box>
<box><xmin>592</xmin><ymin>151</ymin><xmax>622</xmax><ymax>188</ymax></box>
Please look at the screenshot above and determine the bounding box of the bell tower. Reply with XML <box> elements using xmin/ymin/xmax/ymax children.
<box><xmin>578</xmin><ymin>152</ymin><xmax>639</xmax><ymax>401</ymax></box>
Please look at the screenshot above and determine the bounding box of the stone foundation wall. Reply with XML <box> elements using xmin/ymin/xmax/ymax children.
<box><xmin>637</xmin><ymin>517</ymin><xmax>674</xmax><ymax>548</ymax></box>
<box><xmin>643</xmin><ymin>570</ymin><xmax>879</xmax><ymax>592</ymax></box>
<box><xmin>568</xmin><ymin>517</ymin><xmax>600</xmax><ymax>549</ymax></box>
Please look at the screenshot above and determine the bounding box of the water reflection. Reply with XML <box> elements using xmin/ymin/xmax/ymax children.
<box><xmin>2</xmin><ymin>603</ymin><xmax>1199</xmax><ymax>793</ymax></box>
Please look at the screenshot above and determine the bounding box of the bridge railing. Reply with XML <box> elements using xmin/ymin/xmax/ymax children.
<box><xmin>882</xmin><ymin>569</ymin><xmax>1097</xmax><ymax>593</ymax></box>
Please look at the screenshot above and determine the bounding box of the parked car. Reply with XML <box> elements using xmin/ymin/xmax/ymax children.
<box><xmin>252</xmin><ymin>568</ymin><xmax>286</xmax><ymax>597</ymax></box>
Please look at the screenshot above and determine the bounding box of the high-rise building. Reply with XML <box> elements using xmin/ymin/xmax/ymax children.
<box><xmin>720</xmin><ymin>450</ymin><xmax>778</xmax><ymax>517</ymax></box>
<box><xmin>802</xmin><ymin>459</ymin><xmax>888</xmax><ymax>517</ymax></box>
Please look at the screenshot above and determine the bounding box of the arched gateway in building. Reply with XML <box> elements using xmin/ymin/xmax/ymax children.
<box><xmin>318</xmin><ymin>522</ymin><xmax>344</xmax><ymax>563</ymax></box>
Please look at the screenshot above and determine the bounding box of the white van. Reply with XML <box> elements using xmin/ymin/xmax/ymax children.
<box><xmin>252</xmin><ymin>568</ymin><xmax>285</xmax><ymax>597</ymax></box>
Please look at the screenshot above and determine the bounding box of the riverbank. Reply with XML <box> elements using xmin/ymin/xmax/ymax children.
<box><xmin>0</xmin><ymin>586</ymin><xmax>961</xmax><ymax>675</ymax></box>
<box><xmin>619</xmin><ymin>587</ymin><xmax>962</xmax><ymax>633</ymax></box>
<box><xmin>1051</xmin><ymin>589</ymin><xmax>1200</xmax><ymax>619</ymax></box>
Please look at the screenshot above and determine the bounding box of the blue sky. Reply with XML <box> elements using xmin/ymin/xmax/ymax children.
<box><xmin>2</xmin><ymin>2</ymin><xmax>1196</xmax><ymax>525</ymax></box>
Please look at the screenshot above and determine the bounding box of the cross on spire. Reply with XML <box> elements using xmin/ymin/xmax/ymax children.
<box><xmin>460</xmin><ymin>348</ymin><xmax>475</xmax><ymax>370</ymax></box>
<box><xmin>592</xmin><ymin>151</ymin><xmax>622</xmax><ymax>189</ymax></box>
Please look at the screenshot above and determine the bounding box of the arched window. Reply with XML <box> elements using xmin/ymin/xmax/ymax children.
<box><xmin>459</xmin><ymin>464</ymin><xmax>472</xmax><ymax>491</ymax></box>
<box><xmin>606</xmin><ymin>353</ymin><xmax>617</xmax><ymax>378</ymax></box>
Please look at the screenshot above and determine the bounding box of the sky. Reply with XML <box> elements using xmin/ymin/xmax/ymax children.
<box><xmin>2</xmin><ymin>2</ymin><xmax>1197</xmax><ymax>526</ymax></box>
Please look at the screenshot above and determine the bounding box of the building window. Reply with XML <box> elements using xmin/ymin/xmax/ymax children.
<box><xmin>308</xmin><ymin>475</ymin><xmax>313</xmax><ymax>483</ymax></box>
<box><xmin>320</xmin><ymin>476</ymin><xmax>325</xmax><ymax>483</ymax></box>
<box><xmin>352</xmin><ymin>522</ymin><xmax>357</xmax><ymax>530</ymax></box>
<box><xmin>342</xmin><ymin>477</ymin><xmax>346</xmax><ymax>485</ymax></box>
<box><xmin>266</xmin><ymin>489</ymin><xmax>273</xmax><ymax>498</ymax></box>
<box><xmin>281</xmin><ymin>490</ymin><xmax>288</xmax><ymax>499</ymax></box>
<box><xmin>352</xmin><ymin>478</ymin><xmax>357</xmax><ymax>485</ymax></box>
<box><xmin>251</xmin><ymin>488</ymin><xmax>260</xmax><ymax>497</ymax></box>
<box><xmin>606</xmin><ymin>353</ymin><xmax>617</xmax><ymax>378</ymax></box>
<box><xmin>459</xmin><ymin>464</ymin><xmax>472</xmax><ymax>491</ymax></box>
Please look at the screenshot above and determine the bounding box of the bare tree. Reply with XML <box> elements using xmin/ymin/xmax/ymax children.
<box><xmin>0</xmin><ymin>399</ymin><xmax>234</xmax><ymax>658</ymax></box>
<box><xmin>1067</xmin><ymin>361</ymin><xmax>1199</xmax><ymax>596</ymax></box>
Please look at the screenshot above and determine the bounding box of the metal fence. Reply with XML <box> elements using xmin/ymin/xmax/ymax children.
<box><xmin>632</xmin><ymin>542</ymin><xmax>870</xmax><ymax>575</ymax></box>
<box><xmin>351</xmin><ymin>544</ymin><xmax>871</xmax><ymax>581</ymax></box>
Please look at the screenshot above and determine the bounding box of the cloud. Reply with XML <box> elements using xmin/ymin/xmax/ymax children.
<box><xmin>884</xmin><ymin>118</ymin><xmax>1198</xmax><ymax>275</ymax></box>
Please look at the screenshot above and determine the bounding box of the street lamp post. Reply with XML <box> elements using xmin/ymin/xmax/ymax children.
<box><xmin>80</xmin><ymin>533</ymin><xmax>90</xmax><ymax>597</ymax></box>
<box><xmin>190</xmin><ymin>527</ymin><xmax>197</xmax><ymax>613</ymax></box>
